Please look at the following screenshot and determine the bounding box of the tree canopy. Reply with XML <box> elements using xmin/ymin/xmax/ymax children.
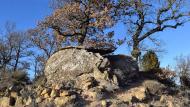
<box><xmin>34</xmin><ymin>0</ymin><xmax>117</xmax><ymax>51</ymax></box>
<box><xmin>121</xmin><ymin>0</ymin><xmax>190</xmax><ymax>60</ymax></box>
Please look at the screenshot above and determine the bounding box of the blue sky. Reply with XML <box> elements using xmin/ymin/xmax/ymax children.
<box><xmin>0</xmin><ymin>0</ymin><xmax>51</xmax><ymax>30</ymax></box>
<box><xmin>0</xmin><ymin>0</ymin><xmax>190</xmax><ymax>69</ymax></box>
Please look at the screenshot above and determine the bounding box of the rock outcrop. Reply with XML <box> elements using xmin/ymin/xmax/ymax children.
<box><xmin>0</xmin><ymin>47</ymin><xmax>190</xmax><ymax>107</ymax></box>
<box><xmin>106</xmin><ymin>55</ymin><xmax>139</xmax><ymax>84</ymax></box>
<box><xmin>44</xmin><ymin>47</ymin><xmax>138</xmax><ymax>89</ymax></box>
<box><xmin>0</xmin><ymin>79</ymin><xmax>190</xmax><ymax>107</ymax></box>
<box><xmin>45</xmin><ymin>47</ymin><xmax>106</xmax><ymax>85</ymax></box>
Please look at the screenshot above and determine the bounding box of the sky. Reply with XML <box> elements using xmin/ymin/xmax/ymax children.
<box><xmin>0</xmin><ymin>0</ymin><xmax>51</xmax><ymax>30</ymax></box>
<box><xmin>0</xmin><ymin>0</ymin><xmax>190</xmax><ymax>69</ymax></box>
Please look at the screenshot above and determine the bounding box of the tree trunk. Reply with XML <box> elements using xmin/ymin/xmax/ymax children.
<box><xmin>34</xmin><ymin>60</ymin><xmax>38</xmax><ymax>78</ymax></box>
<box><xmin>13</xmin><ymin>49</ymin><xmax>20</xmax><ymax>72</ymax></box>
<box><xmin>131</xmin><ymin>40</ymin><xmax>141</xmax><ymax>62</ymax></box>
<box><xmin>13</xmin><ymin>57</ymin><xmax>19</xmax><ymax>72</ymax></box>
<box><xmin>78</xmin><ymin>36</ymin><xmax>85</xmax><ymax>46</ymax></box>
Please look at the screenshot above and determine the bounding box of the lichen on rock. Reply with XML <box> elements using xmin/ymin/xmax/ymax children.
<box><xmin>44</xmin><ymin>47</ymin><xmax>106</xmax><ymax>86</ymax></box>
<box><xmin>44</xmin><ymin>47</ymin><xmax>139</xmax><ymax>90</ymax></box>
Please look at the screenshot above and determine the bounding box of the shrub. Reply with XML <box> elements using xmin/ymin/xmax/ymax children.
<box><xmin>157</xmin><ymin>67</ymin><xmax>176</xmax><ymax>86</ymax></box>
<box><xmin>0</xmin><ymin>70</ymin><xmax>30</xmax><ymax>86</ymax></box>
<box><xmin>12</xmin><ymin>71</ymin><xmax>29</xmax><ymax>83</ymax></box>
<box><xmin>140</xmin><ymin>67</ymin><xmax>176</xmax><ymax>87</ymax></box>
<box><xmin>141</xmin><ymin>50</ymin><xmax>160</xmax><ymax>71</ymax></box>
<box><xmin>33</xmin><ymin>74</ymin><xmax>47</xmax><ymax>87</ymax></box>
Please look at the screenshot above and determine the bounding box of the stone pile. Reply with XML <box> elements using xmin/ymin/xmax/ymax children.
<box><xmin>0</xmin><ymin>47</ymin><xmax>189</xmax><ymax>107</ymax></box>
<box><xmin>1</xmin><ymin>79</ymin><xmax>189</xmax><ymax>107</ymax></box>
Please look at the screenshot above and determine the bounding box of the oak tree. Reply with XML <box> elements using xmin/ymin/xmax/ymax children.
<box><xmin>37</xmin><ymin>0</ymin><xmax>117</xmax><ymax>50</ymax></box>
<box><xmin>121</xmin><ymin>0</ymin><xmax>190</xmax><ymax>60</ymax></box>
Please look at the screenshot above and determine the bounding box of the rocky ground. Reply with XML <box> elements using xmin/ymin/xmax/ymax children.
<box><xmin>0</xmin><ymin>74</ymin><xmax>190</xmax><ymax>107</ymax></box>
<box><xmin>0</xmin><ymin>47</ymin><xmax>189</xmax><ymax>107</ymax></box>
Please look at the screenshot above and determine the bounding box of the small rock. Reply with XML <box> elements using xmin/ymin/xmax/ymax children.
<box><xmin>36</xmin><ymin>85</ymin><xmax>43</xmax><ymax>90</ymax></box>
<box><xmin>55</xmin><ymin>85</ymin><xmax>61</xmax><ymax>90</ymax></box>
<box><xmin>25</xmin><ymin>96</ymin><xmax>32</xmax><ymax>106</ymax></box>
<box><xmin>15</xmin><ymin>97</ymin><xmax>23</xmax><ymax>106</ymax></box>
<box><xmin>160</xmin><ymin>95</ymin><xmax>166</xmax><ymax>102</ymax></box>
<box><xmin>117</xmin><ymin>86</ymin><xmax>147</xmax><ymax>102</ymax></box>
<box><xmin>84</xmin><ymin>88</ymin><xmax>104</xmax><ymax>101</ymax></box>
<box><xmin>54</xmin><ymin>95</ymin><xmax>76</xmax><ymax>106</ymax></box>
<box><xmin>94</xmin><ymin>68</ymin><xmax>107</xmax><ymax>80</ymax></box>
<box><xmin>99</xmin><ymin>58</ymin><xmax>110</xmax><ymax>69</ymax></box>
<box><xmin>36</xmin><ymin>97</ymin><xmax>42</xmax><ymax>103</ymax></box>
<box><xmin>82</xmin><ymin>81</ymin><xmax>94</xmax><ymax>90</ymax></box>
<box><xmin>51</xmin><ymin>84</ymin><xmax>61</xmax><ymax>90</ymax></box>
<box><xmin>0</xmin><ymin>97</ymin><xmax>10</xmax><ymax>107</ymax></box>
<box><xmin>77</xmin><ymin>75</ymin><xmax>97</xmax><ymax>90</ymax></box>
<box><xmin>167</xmin><ymin>100</ymin><xmax>174</xmax><ymax>107</ymax></box>
<box><xmin>44</xmin><ymin>93</ymin><xmax>50</xmax><ymax>98</ymax></box>
<box><xmin>41</xmin><ymin>89</ymin><xmax>50</xmax><ymax>95</ymax></box>
<box><xmin>101</xmin><ymin>100</ymin><xmax>107</xmax><ymax>107</ymax></box>
<box><xmin>89</xmin><ymin>91</ymin><xmax>98</xmax><ymax>100</ymax></box>
<box><xmin>36</xmin><ymin>86</ymin><xmax>43</xmax><ymax>95</ymax></box>
<box><xmin>132</xmin><ymin>87</ymin><xmax>147</xmax><ymax>101</ymax></box>
<box><xmin>10</xmin><ymin>92</ymin><xmax>18</xmax><ymax>98</ymax></box>
<box><xmin>112</xmin><ymin>75</ymin><xmax>119</xmax><ymax>85</ymax></box>
<box><xmin>47</xmin><ymin>98</ymin><xmax>53</xmax><ymax>102</ymax></box>
<box><xmin>59</xmin><ymin>90</ymin><xmax>70</xmax><ymax>97</ymax></box>
<box><xmin>54</xmin><ymin>97</ymin><xmax>67</xmax><ymax>106</ymax></box>
<box><xmin>50</xmin><ymin>89</ymin><xmax>58</xmax><ymax>98</ymax></box>
<box><xmin>0</xmin><ymin>92</ymin><xmax>4</xmax><ymax>96</ymax></box>
<box><xmin>137</xmin><ymin>103</ymin><xmax>149</xmax><ymax>107</ymax></box>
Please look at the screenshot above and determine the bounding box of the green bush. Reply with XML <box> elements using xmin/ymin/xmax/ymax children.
<box><xmin>141</xmin><ymin>50</ymin><xmax>160</xmax><ymax>71</ymax></box>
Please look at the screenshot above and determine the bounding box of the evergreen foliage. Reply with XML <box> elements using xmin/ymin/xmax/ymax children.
<box><xmin>141</xmin><ymin>50</ymin><xmax>160</xmax><ymax>71</ymax></box>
